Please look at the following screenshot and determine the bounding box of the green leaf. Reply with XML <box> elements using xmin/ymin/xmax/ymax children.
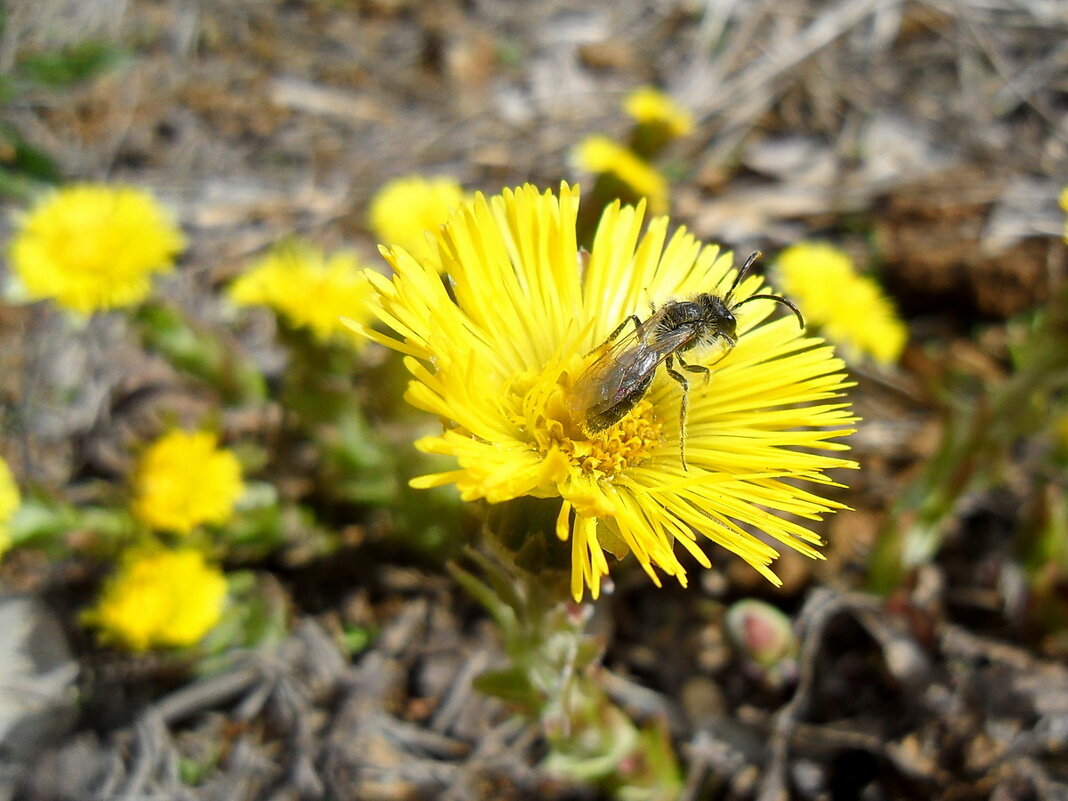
<box><xmin>6</xmin><ymin>498</ymin><xmax>136</xmax><ymax>554</ymax></box>
<box><xmin>134</xmin><ymin>302</ymin><xmax>267</xmax><ymax>404</ymax></box>
<box><xmin>0</xmin><ymin>76</ymin><xmax>14</xmax><ymax>106</ymax></box>
<box><xmin>18</xmin><ymin>41</ymin><xmax>123</xmax><ymax>87</ymax></box>
<box><xmin>0</xmin><ymin>124</ymin><xmax>61</xmax><ymax>199</ymax></box>
<box><xmin>342</xmin><ymin>624</ymin><xmax>374</xmax><ymax>655</ymax></box>
<box><xmin>472</xmin><ymin>666</ymin><xmax>542</xmax><ymax>713</ymax></box>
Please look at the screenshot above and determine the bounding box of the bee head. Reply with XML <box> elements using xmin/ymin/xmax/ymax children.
<box><xmin>718</xmin><ymin>251</ymin><xmax>806</xmax><ymax>332</ymax></box>
<box><xmin>699</xmin><ymin>294</ymin><xmax>738</xmax><ymax>345</ymax></box>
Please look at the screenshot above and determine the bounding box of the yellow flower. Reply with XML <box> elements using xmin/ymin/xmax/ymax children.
<box><xmin>573</xmin><ymin>136</ymin><xmax>669</xmax><ymax>214</ymax></box>
<box><xmin>8</xmin><ymin>183</ymin><xmax>185</xmax><ymax>314</ymax></box>
<box><xmin>84</xmin><ymin>547</ymin><xmax>227</xmax><ymax>651</ymax></box>
<box><xmin>1060</xmin><ymin>186</ymin><xmax>1068</xmax><ymax>241</ymax></box>
<box><xmin>0</xmin><ymin>456</ymin><xmax>20</xmax><ymax>557</ymax></box>
<box><xmin>623</xmin><ymin>86</ymin><xmax>694</xmax><ymax>138</ymax></box>
<box><xmin>132</xmin><ymin>430</ymin><xmax>244</xmax><ymax>534</ymax></box>
<box><xmin>353</xmin><ymin>184</ymin><xmax>857</xmax><ymax>601</ymax></box>
<box><xmin>775</xmin><ymin>242</ymin><xmax>907</xmax><ymax>365</ymax></box>
<box><xmin>229</xmin><ymin>239</ymin><xmax>374</xmax><ymax>345</ymax></box>
<box><xmin>368</xmin><ymin>175</ymin><xmax>467</xmax><ymax>266</ymax></box>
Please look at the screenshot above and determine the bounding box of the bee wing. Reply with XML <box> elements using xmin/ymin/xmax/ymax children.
<box><xmin>570</xmin><ymin>324</ymin><xmax>697</xmax><ymax>421</ymax></box>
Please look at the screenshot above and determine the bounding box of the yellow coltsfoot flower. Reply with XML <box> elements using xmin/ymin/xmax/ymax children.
<box><xmin>132</xmin><ymin>430</ymin><xmax>244</xmax><ymax>535</ymax></box>
<box><xmin>1060</xmin><ymin>186</ymin><xmax>1068</xmax><ymax>241</ymax></box>
<box><xmin>775</xmin><ymin>242</ymin><xmax>907</xmax><ymax>365</ymax></box>
<box><xmin>367</xmin><ymin>175</ymin><xmax>467</xmax><ymax>266</ymax></box>
<box><xmin>354</xmin><ymin>184</ymin><xmax>858</xmax><ymax>601</ymax></box>
<box><xmin>0</xmin><ymin>456</ymin><xmax>20</xmax><ymax>558</ymax></box>
<box><xmin>7</xmin><ymin>183</ymin><xmax>185</xmax><ymax>314</ymax></box>
<box><xmin>623</xmin><ymin>86</ymin><xmax>694</xmax><ymax>138</ymax></box>
<box><xmin>229</xmin><ymin>239</ymin><xmax>374</xmax><ymax>346</ymax></box>
<box><xmin>572</xmin><ymin>136</ymin><xmax>669</xmax><ymax>214</ymax></box>
<box><xmin>84</xmin><ymin>547</ymin><xmax>227</xmax><ymax>651</ymax></box>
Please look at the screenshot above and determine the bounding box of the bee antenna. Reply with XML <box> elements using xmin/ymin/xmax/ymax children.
<box><xmin>721</xmin><ymin>251</ymin><xmax>762</xmax><ymax>304</ymax></box>
<box><xmin>731</xmin><ymin>293</ymin><xmax>805</xmax><ymax>329</ymax></box>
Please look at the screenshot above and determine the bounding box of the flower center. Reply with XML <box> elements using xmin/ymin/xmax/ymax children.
<box><xmin>559</xmin><ymin>399</ymin><xmax>662</xmax><ymax>478</ymax></box>
<box><xmin>514</xmin><ymin>362</ymin><xmax>662</xmax><ymax>480</ymax></box>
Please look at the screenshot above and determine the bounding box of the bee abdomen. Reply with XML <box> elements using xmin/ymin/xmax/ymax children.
<box><xmin>581</xmin><ymin>373</ymin><xmax>655</xmax><ymax>433</ymax></box>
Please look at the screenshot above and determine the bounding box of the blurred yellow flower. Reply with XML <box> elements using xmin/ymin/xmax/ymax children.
<box><xmin>229</xmin><ymin>240</ymin><xmax>374</xmax><ymax>345</ymax></box>
<box><xmin>624</xmin><ymin>86</ymin><xmax>694</xmax><ymax>138</ymax></box>
<box><xmin>7</xmin><ymin>183</ymin><xmax>185</xmax><ymax>314</ymax></box>
<box><xmin>367</xmin><ymin>175</ymin><xmax>466</xmax><ymax>265</ymax></box>
<box><xmin>353</xmin><ymin>184</ymin><xmax>857</xmax><ymax>601</ymax></box>
<box><xmin>573</xmin><ymin>136</ymin><xmax>669</xmax><ymax>214</ymax></box>
<box><xmin>776</xmin><ymin>242</ymin><xmax>907</xmax><ymax>365</ymax></box>
<box><xmin>84</xmin><ymin>548</ymin><xmax>227</xmax><ymax>651</ymax></box>
<box><xmin>132</xmin><ymin>430</ymin><xmax>243</xmax><ymax>534</ymax></box>
<box><xmin>0</xmin><ymin>456</ymin><xmax>20</xmax><ymax>557</ymax></box>
<box><xmin>1060</xmin><ymin>186</ymin><xmax>1068</xmax><ymax>240</ymax></box>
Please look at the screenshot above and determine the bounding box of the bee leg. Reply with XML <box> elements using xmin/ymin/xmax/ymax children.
<box><xmin>664</xmin><ymin>355</ymin><xmax>690</xmax><ymax>471</ymax></box>
<box><xmin>676</xmin><ymin>353</ymin><xmax>711</xmax><ymax>385</ymax></box>
<box><xmin>593</xmin><ymin>314</ymin><xmax>643</xmax><ymax>352</ymax></box>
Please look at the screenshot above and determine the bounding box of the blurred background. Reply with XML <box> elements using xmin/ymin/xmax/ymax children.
<box><xmin>1</xmin><ymin>1</ymin><xmax>1067</xmax><ymax>799</ymax></box>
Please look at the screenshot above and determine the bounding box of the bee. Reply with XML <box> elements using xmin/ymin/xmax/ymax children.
<box><xmin>569</xmin><ymin>251</ymin><xmax>804</xmax><ymax>470</ymax></box>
